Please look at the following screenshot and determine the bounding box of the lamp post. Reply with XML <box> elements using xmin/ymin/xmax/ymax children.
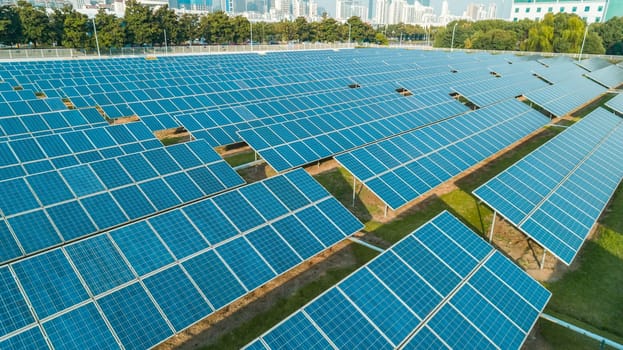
<box><xmin>400</xmin><ymin>32</ymin><xmax>403</xmax><ymax>47</ymax></box>
<box><xmin>578</xmin><ymin>25</ymin><xmax>589</xmax><ymax>62</ymax></box>
<box><xmin>92</xmin><ymin>17</ymin><xmax>100</xmax><ymax>58</ymax></box>
<box><xmin>347</xmin><ymin>22</ymin><xmax>351</xmax><ymax>48</ymax></box>
<box><xmin>164</xmin><ymin>29</ymin><xmax>168</xmax><ymax>54</ymax></box>
<box><xmin>250</xmin><ymin>20</ymin><xmax>253</xmax><ymax>51</ymax></box>
<box><xmin>451</xmin><ymin>22</ymin><xmax>458</xmax><ymax>52</ymax></box>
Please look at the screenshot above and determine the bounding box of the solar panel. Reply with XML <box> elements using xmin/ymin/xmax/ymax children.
<box><xmin>576</xmin><ymin>57</ymin><xmax>612</xmax><ymax>72</ymax></box>
<box><xmin>336</xmin><ymin>99</ymin><xmax>549</xmax><ymax>210</ymax></box>
<box><xmin>524</xmin><ymin>76</ymin><xmax>607</xmax><ymax>117</ymax></box>
<box><xmin>245</xmin><ymin>211</ymin><xmax>550</xmax><ymax>350</ymax></box>
<box><xmin>474</xmin><ymin>108</ymin><xmax>623</xmax><ymax>265</ymax></box>
<box><xmin>605</xmin><ymin>93</ymin><xmax>623</xmax><ymax>114</ymax></box>
<box><xmin>0</xmin><ymin>139</ymin><xmax>244</xmax><ymax>263</ymax></box>
<box><xmin>585</xmin><ymin>64</ymin><xmax>623</xmax><ymax>88</ymax></box>
<box><xmin>241</xmin><ymin>97</ymin><xmax>469</xmax><ymax>173</ymax></box>
<box><xmin>0</xmin><ymin>169</ymin><xmax>363</xmax><ymax>349</ymax></box>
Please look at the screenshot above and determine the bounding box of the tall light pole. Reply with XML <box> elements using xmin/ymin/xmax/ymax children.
<box><xmin>250</xmin><ymin>20</ymin><xmax>253</xmax><ymax>51</ymax></box>
<box><xmin>92</xmin><ymin>17</ymin><xmax>100</xmax><ymax>58</ymax></box>
<box><xmin>400</xmin><ymin>32</ymin><xmax>403</xmax><ymax>47</ymax></box>
<box><xmin>164</xmin><ymin>29</ymin><xmax>168</xmax><ymax>54</ymax></box>
<box><xmin>578</xmin><ymin>25</ymin><xmax>589</xmax><ymax>62</ymax></box>
<box><xmin>347</xmin><ymin>22</ymin><xmax>351</xmax><ymax>48</ymax></box>
<box><xmin>450</xmin><ymin>22</ymin><xmax>458</xmax><ymax>52</ymax></box>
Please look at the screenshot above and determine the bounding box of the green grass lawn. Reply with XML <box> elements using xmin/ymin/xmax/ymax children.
<box><xmin>223</xmin><ymin>151</ymin><xmax>256</xmax><ymax>167</ymax></box>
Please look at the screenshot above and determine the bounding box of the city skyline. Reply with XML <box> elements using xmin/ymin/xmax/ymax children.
<box><xmin>318</xmin><ymin>0</ymin><xmax>512</xmax><ymax>18</ymax></box>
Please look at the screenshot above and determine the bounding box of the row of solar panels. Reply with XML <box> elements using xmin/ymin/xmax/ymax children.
<box><xmin>0</xmin><ymin>138</ymin><xmax>244</xmax><ymax>264</ymax></box>
<box><xmin>335</xmin><ymin>99</ymin><xmax>549</xmax><ymax>210</ymax></box>
<box><xmin>246</xmin><ymin>211</ymin><xmax>551</xmax><ymax>350</ymax></box>
<box><xmin>0</xmin><ymin>169</ymin><xmax>363</xmax><ymax>349</ymax></box>
<box><xmin>475</xmin><ymin>107</ymin><xmax>623</xmax><ymax>265</ymax></box>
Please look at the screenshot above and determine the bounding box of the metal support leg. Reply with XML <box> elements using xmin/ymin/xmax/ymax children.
<box><xmin>489</xmin><ymin>212</ymin><xmax>497</xmax><ymax>243</ymax></box>
<box><xmin>352</xmin><ymin>177</ymin><xmax>356</xmax><ymax>207</ymax></box>
<box><xmin>384</xmin><ymin>205</ymin><xmax>388</xmax><ymax>218</ymax></box>
<box><xmin>540</xmin><ymin>250</ymin><xmax>547</xmax><ymax>270</ymax></box>
<box><xmin>254</xmin><ymin>152</ymin><xmax>258</xmax><ymax>161</ymax></box>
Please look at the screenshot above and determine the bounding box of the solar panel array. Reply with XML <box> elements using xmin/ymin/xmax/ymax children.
<box><xmin>245</xmin><ymin>211</ymin><xmax>551</xmax><ymax>350</ymax></box>
<box><xmin>577</xmin><ymin>58</ymin><xmax>612</xmax><ymax>72</ymax></box>
<box><xmin>0</xmin><ymin>122</ymin><xmax>162</xmax><ymax>180</ymax></box>
<box><xmin>474</xmin><ymin>108</ymin><xmax>623</xmax><ymax>265</ymax></box>
<box><xmin>585</xmin><ymin>64</ymin><xmax>623</xmax><ymax>88</ymax></box>
<box><xmin>532</xmin><ymin>60</ymin><xmax>586</xmax><ymax>83</ymax></box>
<box><xmin>605</xmin><ymin>93</ymin><xmax>623</xmax><ymax>114</ymax></box>
<box><xmin>0</xmin><ymin>138</ymin><xmax>244</xmax><ymax>264</ymax></box>
<box><xmin>0</xmin><ymin>168</ymin><xmax>363</xmax><ymax>349</ymax></box>
<box><xmin>335</xmin><ymin>99</ymin><xmax>549</xmax><ymax>210</ymax></box>
<box><xmin>451</xmin><ymin>71</ymin><xmax>548</xmax><ymax>107</ymax></box>
<box><xmin>524</xmin><ymin>76</ymin><xmax>607</xmax><ymax>117</ymax></box>
<box><xmin>240</xmin><ymin>96</ymin><xmax>469</xmax><ymax>172</ymax></box>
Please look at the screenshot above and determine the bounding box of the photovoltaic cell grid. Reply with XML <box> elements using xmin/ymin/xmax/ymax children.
<box><xmin>532</xmin><ymin>60</ymin><xmax>587</xmax><ymax>83</ymax></box>
<box><xmin>335</xmin><ymin>99</ymin><xmax>549</xmax><ymax>210</ymax></box>
<box><xmin>524</xmin><ymin>76</ymin><xmax>607</xmax><ymax>117</ymax></box>
<box><xmin>576</xmin><ymin>58</ymin><xmax>612</xmax><ymax>73</ymax></box>
<box><xmin>474</xmin><ymin>108</ymin><xmax>623</xmax><ymax>265</ymax></box>
<box><xmin>585</xmin><ymin>64</ymin><xmax>623</xmax><ymax>89</ymax></box>
<box><xmin>245</xmin><ymin>211</ymin><xmax>551</xmax><ymax>350</ymax></box>
<box><xmin>240</xmin><ymin>97</ymin><xmax>469</xmax><ymax>172</ymax></box>
<box><xmin>0</xmin><ymin>122</ymin><xmax>163</xmax><ymax>181</ymax></box>
<box><xmin>451</xmin><ymin>72</ymin><xmax>548</xmax><ymax>107</ymax></box>
<box><xmin>0</xmin><ymin>169</ymin><xmax>363</xmax><ymax>349</ymax></box>
<box><xmin>0</xmin><ymin>139</ymin><xmax>244</xmax><ymax>264</ymax></box>
<box><xmin>605</xmin><ymin>93</ymin><xmax>623</xmax><ymax>114</ymax></box>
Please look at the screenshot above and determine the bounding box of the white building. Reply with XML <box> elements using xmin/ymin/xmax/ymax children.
<box><xmin>292</xmin><ymin>0</ymin><xmax>306</xmax><ymax>17</ymax></box>
<box><xmin>511</xmin><ymin>0</ymin><xmax>608</xmax><ymax>23</ymax></box>
<box><xmin>374</xmin><ymin>0</ymin><xmax>389</xmax><ymax>24</ymax></box>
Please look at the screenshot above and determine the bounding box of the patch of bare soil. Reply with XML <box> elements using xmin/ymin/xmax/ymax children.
<box><xmin>156</xmin><ymin>241</ymin><xmax>357</xmax><ymax>350</ymax></box>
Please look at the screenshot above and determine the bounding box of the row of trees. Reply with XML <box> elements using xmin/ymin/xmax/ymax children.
<box><xmin>434</xmin><ymin>13</ymin><xmax>623</xmax><ymax>55</ymax></box>
<box><xmin>0</xmin><ymin>0</ymin><xmax>384</xmax><ymax>49</ymax></box>
<box><xmin>1</xmin><ymin>0</ymin><xmax>623</xmax><ymax>55</ymax></box>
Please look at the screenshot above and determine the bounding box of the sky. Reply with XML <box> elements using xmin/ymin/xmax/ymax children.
<box><xmin>317</xmin><ymin>0</ymin><xmax>513</xmax><ymax>19</ymax></box>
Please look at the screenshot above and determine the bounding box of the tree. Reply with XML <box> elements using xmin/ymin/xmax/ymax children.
<box><xmin>553</xmin><ymin>13</ymin><xmax>585</xmax><ymax>53</ymax></box>
<box><xmin>433</xmin><ymin>21</ymin><xmax>472</xmax><ymax>49</ymax></box>
<box><xmin>592</xmin><ymin>17</ymin><xmax>623</xmax><ymax>55</ymax></box>
<box><xmin>95</xmin><ymin>9</ymin><xmax>125</xmax><ymax>50</ymax></box>
<box><xmin>0</xmin><ymin>5</ymin><xmax>22</xmax><ymax>45</ymax></box>
<box><xmin>49</xmin><ymin>5</ymin><xmax>74</xmax><ymax>46</ymax></box>
<box><xmin>582</xmin><ymin>30</ymin><xmax>605</xmax><ymax>54</ymax></box>
<box><xmin>16</xmin><ymin>0</ymin><xmax>50</xmax><ymax>47</ymax></box>
<box><xmin>153</xmin><ymin>5</ymin><xmax>178</xmax><ymax>46</ymax></box>
<box><xmin>523</xmin><ymin>13</ymin><xmax>554</xmax><ymax>52</ymax></box>
<box><xmin>317</xmin><ymin>17</ymin><xmax>339</xmax><ymax>42</ymax></box>
<box><xmin>62</xmin><ymin>8</ymin><xmax>88</xmax><ymax>48</ymax></box>
<box><xmin>471</xmin><ymin>29</ymin><xmax>517</xmax><ymax>50</ymax></box>
<box><xmin>124</xmin><ymin>0</ymin><xmax>154</xmax><ymax>45</ymax></box>
<box><xmin>177</xmin><ymin>13</ymin><xmax>199</xmax><ymax>45</ymax></box>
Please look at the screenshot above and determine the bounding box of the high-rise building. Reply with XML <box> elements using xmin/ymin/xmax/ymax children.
<box><xmin>604</xmin><ymin>0</ymin><xmax>623</xmax><ymax>20</ymax></box>
<box><xmin>292</xmin><ymin>0</ymin><xmax>306</xmax><ymax>17</ymax></box>
<box><xmin>374</xmin><ymin>0</ymin><xmax>389</xmax><ymax>23</ymax></box>
<box><xmin>511</xmin><ymin>0</ymin><xmax>609</xmax><ymax>23</ymax></box>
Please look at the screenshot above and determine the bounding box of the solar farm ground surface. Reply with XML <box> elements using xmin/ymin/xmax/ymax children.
<box><xmin>163</xmin><ymin>112</ymin><xmax>623</xmax><ymax>350</ymax></box>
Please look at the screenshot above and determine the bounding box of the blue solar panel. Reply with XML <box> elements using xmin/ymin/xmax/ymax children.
<box><xmin>98</xmin><ymin>282</ymin><xmax>173</xmax><ymax>349</ymax></box>
<box><xmin>9</xmin><ymin>210</ymin><xmax>61</xmax><ymax>254</ymax></box>
<box><xmin>43</xmin><ymin>303</ymin><xmax>119</xmax><ymax>350</ymax></box>
<box><xmin>474</xmin><ymin>107</ymin><xmax>623</xmax><ymax>264</ymax></box>
<box><xmin>110</xmin><ymin>221</ymin><xmax>174</xmax><ymax>276</ymax></box>
<box><xmin>606</xmin><ymin>93</ymin><xmax>623</xmax><ymax>114</ymax></box>
<box><xmin>247</xmin><ymin>211</ymin><xmax>551</xmax><ymax>350</ymax></box>
<box><xmin>143</xmin><ymin>265</ymin><xmax>212</xmax><ymax>331</ymax></box>
<box><xmin>0</xmin><ymin>326</ymin><xmax>48</xmax><ymax>349</ymax></box>
<box><xmin>216</xmin><ymin>238</ymin><xmax>277</xmax><ymax>290</ymax></box>
<box><xmin>12</xmin><ymin>249</ymin><xmax>89</xmax><ymax>319</ymax></box>
<box><xmin>336</xmin><ymin>99</ymin><xmax>549</xmax><ymax>210</ymax></box>
<box><xmin>0</xmin><ymin>266</ymin><xmax>34</xmax><ymax>338</ymax></box>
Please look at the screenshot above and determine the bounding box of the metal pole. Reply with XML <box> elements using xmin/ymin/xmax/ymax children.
<box><xmin>164</xmin><ymin>29</ymin><xmax>168</xmax><ymax>54</ymax></box>
<box><xmin>250</xmin><ymin>21</ymin><xmax>253</xmax><ymax>51</ymax></box>
<box><xmin>489</xmin><ymin>211</ymin><xmax>497</xmax><ymax>242</ymax></box>
<box><xmin>384</xmin><ymin>205</ymin><xmax>388</xmax><ymax>217</ymax></box>
<box><xmin>451</xmin><ymin>22</ymin><xmax>458</xmax><ymax>52</ymax></box>
<box><xmin>92</xmin><ymin>18</ymin><xmax>101</xmax><ymax>58</ymax></box>
<box><xmin>348</xmin><ymin>23</ymin><xmax>351</xmax><ymax>48</ymax></box>
<box><xmin>578</xmin><ymin>25</ymin><xmax>589</xmax><ymax>62</ymax></box>
<box><xmin>352</xmin><ymin>177</ymin><xmax>356</xmax><ymax>207</ymax></box>
<box><xmin>540</xmin><ymin>249</ymin><xmax>547</xmax><ymax>270</ymax></box>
